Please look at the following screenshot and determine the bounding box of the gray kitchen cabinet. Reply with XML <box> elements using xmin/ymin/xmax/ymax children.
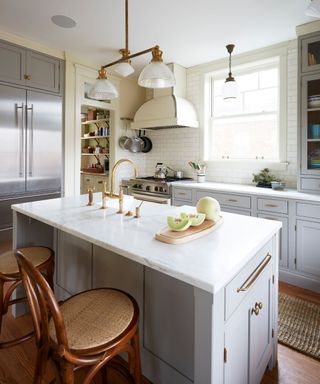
<box><xmin>224</xmin><ymin>242</ymin><xmax>273</xmax><ymax>384</ymax></box>
<box><xmin>296</xmin><ymin>219</ymin><xmax>320</xmax><ymax>278</ymax></box>
<box><xmin>300</xmin><ymin>31</ymin><xmax>320</xmax><ymax>73</ymax></box>
<box><xmin>258</xmin><ymin>213</ymin><xmax>288</xmax><ymax>269</ymax></box>
<box><xmin>26</xmin><ymin>50</ymin><xmax>61</xmax><ymax>93</ymax></box>
<box><xmin>256</xmin><ymin>197</ymin><xmax>289</xmax><ymax>269</ymax></box>
<box><xmin>298</xmin><ymin>31</ymin><xmax>320</xmax><ymax>193</ymax></box>
<box><xmin>194</xmin><ymin>190</ymin><xmax>251</xmax><ymax>216</ymax></box>
<box><xmin>0</xmin><ymin>38</ymin><xmax>62</xmax><ymax>94</ymax></box>
<box><xmin>0</xmin><ymin>40</ymin><xmax>25</xmax><ymax>85</ymax></box>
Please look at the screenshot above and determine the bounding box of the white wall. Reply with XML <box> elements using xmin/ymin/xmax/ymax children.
<box><xmin>141</xmin><ymin>41</ymin><xmax>298</xmax><ymax>188</ymax></box>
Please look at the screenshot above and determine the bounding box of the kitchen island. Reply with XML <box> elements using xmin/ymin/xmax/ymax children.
<box><xmin>12</xmin><ymin>194</ymin><xmax>281</xmax><ymax>384</ymax></box>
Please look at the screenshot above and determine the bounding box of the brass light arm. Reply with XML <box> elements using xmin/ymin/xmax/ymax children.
<box><xmin>103</xmin><ymin>46</ymin><xmax>160</xmax><ymax>68</ymax></box>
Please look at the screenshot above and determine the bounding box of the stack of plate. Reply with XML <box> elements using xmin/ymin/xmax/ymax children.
<box><xmin>308</xmin><ymin>94</ymin><xmax>320</xmax><ymax>108</ymax></box>
<box><xmin>308</xmin><ymin>159</ymin><xmax>320</xmax><ymax>169</ymax></box>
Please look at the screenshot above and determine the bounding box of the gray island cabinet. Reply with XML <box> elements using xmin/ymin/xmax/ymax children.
<box><xmin>12</xmin><ymin>194</ymin><xmax>280</xmax><ymax>384</ymax></box>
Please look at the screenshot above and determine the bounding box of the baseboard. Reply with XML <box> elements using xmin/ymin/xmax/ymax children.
<box><xmin>279</xmin><ymin>269</ymin><xmax>320</xmax><ymax>293</ymax></box>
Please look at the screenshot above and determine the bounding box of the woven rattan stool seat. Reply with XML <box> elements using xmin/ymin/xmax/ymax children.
<box><xmin>0</xmin><ymin>247</ymin><xmax>53</xmax><ymax>276</ymax></box>
<box><xmin>49</xmin><ymin>288</ymin><xmax>134</xmax><ymax>350</ymax></box>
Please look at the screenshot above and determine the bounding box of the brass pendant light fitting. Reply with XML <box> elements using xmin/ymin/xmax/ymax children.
<box><xmin>225</xmin><ymin>44</ymin><xmax>235</xmax><ymax>83</ymax></box>
<box><xmin>89</xmin><ymin>0</ymin><xmax>174</xmax><ymax>100</ymax></box>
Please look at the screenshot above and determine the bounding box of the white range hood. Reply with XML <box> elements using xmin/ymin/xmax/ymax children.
<box><xmin>131</xmin><ymin>63</ymin><xmax>199</xmax><ymax>130</ymax></box>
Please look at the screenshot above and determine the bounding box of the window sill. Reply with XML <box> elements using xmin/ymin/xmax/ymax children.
<box><xmin>205</xmin><ymin>159</ymin><xmax>289</xmax><ymax>171</ymax></box>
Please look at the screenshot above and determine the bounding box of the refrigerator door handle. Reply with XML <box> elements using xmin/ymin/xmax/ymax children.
<box><xmin>27</xmin><ymin>104</ymin><xmax>34</xmax><ymax>177</ymax></box>
<box><xmin>16</xmin><ymin>103</ymin><xmax>24</xmax><ymax>177</ymax></box>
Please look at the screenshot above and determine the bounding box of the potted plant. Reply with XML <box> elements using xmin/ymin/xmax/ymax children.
<box><xmin>252</xmin><ymin>168</ymin><xmax>276</xmax><ymax>188</ymax></box>
<box><xmin>189</xmin><ymin>161</ymin><xmax>206</xmax><ymax>183</ymax></box>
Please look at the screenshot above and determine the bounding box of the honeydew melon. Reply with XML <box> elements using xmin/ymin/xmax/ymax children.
<box><xmin>180</xmin><ymin>212</ymin><xmax>206</xmax><ymax>226</ymax></box>
<box><xmin>167</xmin><ymin>216</ymin><xmax>192</xmax><ymax>232</ymax></box>
<box><xmin>196</xmin><ymin>196</ymin><xmax>221</xmax><ymax>222</ymax></box>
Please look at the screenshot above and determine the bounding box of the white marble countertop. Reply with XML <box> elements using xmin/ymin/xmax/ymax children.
<box><xmin>12</xmin><ymin>194</ymin><xmax>281</xmax><ymax>294</ymax></box>
<box><xmin>173</xmin><ymin>181</ymin><xmax>320</xmax><ymax>202</ymax></box>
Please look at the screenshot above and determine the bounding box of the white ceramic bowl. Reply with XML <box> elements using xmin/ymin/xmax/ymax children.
<box><xmin>308</xmin><ymin>99</ymin><xmax>320</xmax><ymax>108</ymax></box>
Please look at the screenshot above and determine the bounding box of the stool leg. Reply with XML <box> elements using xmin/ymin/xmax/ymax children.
<box><xmin>47</xmin><ymin>260</ymin><xmax>55</xmax><ymax>291</ymax></box>
<box><xmin>0</xmin><ymin>279</ymin><xmax>4</xmax><ymax>333</ymax></box>
<box><xmin>60</xmin><ymin>361</ymin><xmax>74</xmax><ymax>384</ymax></box>
<box><xmin>132</xmin><ymin>331</ymin><xmax>142</xmax><ymax>384</ymax></box>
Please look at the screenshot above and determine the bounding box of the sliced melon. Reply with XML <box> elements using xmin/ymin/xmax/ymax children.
<box><xmin>167</xmin><ymin>216</ymin><xmax>192</xmax><ymax>232</ymax></box>
<box><xmin>180</xmin><ymin>212</ymin><xmax>206</xmax><ymax>226</ymax></box>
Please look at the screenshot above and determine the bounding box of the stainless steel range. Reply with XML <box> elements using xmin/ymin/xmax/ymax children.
<box><xmin>122</xmin><ymin>176</ymin><xmax>193</xmax><ymax>204</ymax></box>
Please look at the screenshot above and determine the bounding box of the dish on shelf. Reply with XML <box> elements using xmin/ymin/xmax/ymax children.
<box><xmin>308</xmin><ymin>124</ymin><xmax>320</xmax><ymax>139</ymax></box>
<box><xmin>308</xmin><ymin>159</ymin><xmax>320</xmax><ymax>168</ymax></box>
<box><xmin>308</xmin><ymin>99</ymin><xmax>320</xmax><ymax>108</ymax></box>
<box><xmin>271</xmin><ymin>182</ymin><xmax>286</xmax><ymax>190</ymax></box>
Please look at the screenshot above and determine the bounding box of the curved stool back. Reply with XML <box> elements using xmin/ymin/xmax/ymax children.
<box><xmin>0</xmin><ymin>247</ymin><xmax>54</xmax><ymax>349</ymax></box>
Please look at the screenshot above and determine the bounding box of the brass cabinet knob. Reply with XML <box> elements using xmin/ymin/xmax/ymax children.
<box><xmin>24</xmin><ymin>74</ymin><xmax>32</xmax><ymax>80</ymax></box>
<box><xmin>251</xmin><ymin>301</ymin><xmax>263</xmax><ymax>316</ymax></box>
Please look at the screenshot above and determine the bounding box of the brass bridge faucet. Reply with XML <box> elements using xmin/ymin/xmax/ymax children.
<box><xmin>110</xmin><ymin>158</ymin><xmax>138</xmax><ymax>197</ymax></box>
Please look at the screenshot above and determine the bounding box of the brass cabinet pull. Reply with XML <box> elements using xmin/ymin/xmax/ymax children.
<box><xmin>251</xmin><ymin>301</ymin><xmax>263</xmax><ymax>316</ymax></box>
<box><xmin>177</xmin><ymin>192</ymin><xmax>186</xmax><ymax>196</ymax></box>
<box><xmin>265</xmin><ymin>203</ymin><xmax>278</xmax><ymax>208</ymax></box>
<box><xmin>237</xmin><ymin>253</ymin><xmax>272</xmax><ymax>293</ymax></box>
<box><xmin>24</xmin><ymin>74</ymin><xmax>32</xmax><ymax>80</ymax></box>
<box><xmin>227</xmin><ymin>199</ymin><xmax>238</xmax><ymax>202</ymax></box>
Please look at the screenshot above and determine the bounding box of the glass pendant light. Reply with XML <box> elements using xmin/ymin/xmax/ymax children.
<box><xmin>114</xmin><ymin>61</ymin><xmax>135</xmax><ymax>77</ymax></box>
<box><xmin>88</xmin><ymin>0</ymin><xmax>175</xmax><ymax>100</ymax></box>
<box><xmin>138</xmin><ymin>46</ymin><xmax>175</xmax><ymax>88</ymax></box>
<box><xmin>222</xmin><ymin>44</ymin><xmax>238</xmax><ymax>101</ymax></box>
<box><xmin>88</xmin><ymin>67</ymin><xmax>119</xmax><ymax>100</ymax></box>
<box><xmin>305</xmin><ymin>0</ymin><xmax>320</xmax><ymax>17</ymax></box>
<box><xmin>114</xmin><ymin>49</ymin><xmax>134</xmax><ymax>77</ymax></box>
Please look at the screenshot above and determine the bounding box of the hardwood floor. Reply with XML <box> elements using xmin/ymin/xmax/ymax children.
<box><xmin>261</xmin><ymin>282</ymin><xmax>320</xmax><ymax>384</ymax></box>
<box><xmin>0</xmin><ymin>240</ymin><xmax>319</xmax><ymax>383</ymax></box>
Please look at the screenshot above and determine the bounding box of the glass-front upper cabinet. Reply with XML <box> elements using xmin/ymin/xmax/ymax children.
<box><xmin>301</xmin><ymin>32</ymin><xmax>320</xmax><ymax>73</ymax></box>
<box><xmin>301</xmin><ymin>74</ymin><xmax>320</xmax><ymax>173</ymax></box>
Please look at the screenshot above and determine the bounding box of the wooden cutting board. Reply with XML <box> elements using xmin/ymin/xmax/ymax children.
<box><xmin>155</xmin><ymin>216</ymin><xmax>223</xmax><ymax>244</ymax></box>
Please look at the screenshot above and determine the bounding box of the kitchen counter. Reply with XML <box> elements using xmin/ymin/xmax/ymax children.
<box><xmin>173</xmin><ymin>180</ymin><xmax>320</xmax><ymax>202</ymax></box>
<box><xmin>12</xmin><ymin>193</ymin><xmax>280</xmax><ymax>293</ymax></box>
<box><xmin>12</xmin><ymin>194</ymin><xmax>280</xmax><ymax>384</ymax></box>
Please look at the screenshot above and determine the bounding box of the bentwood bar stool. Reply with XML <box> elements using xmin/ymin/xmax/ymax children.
<box><xmin>15</xmin><ymin>249</ymin><xmax>142</xmax><ymax>384</ymax></box>
<box><xmin>0</xmin><ymin>246</ymin><xmax>54</xmax><ymax>349</ymax></box>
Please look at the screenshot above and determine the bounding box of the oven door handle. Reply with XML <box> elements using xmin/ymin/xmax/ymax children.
<box><xmin>132</xmin><ymin>193</ymin><xmax>170</xmax><ymax>205</ymax></box>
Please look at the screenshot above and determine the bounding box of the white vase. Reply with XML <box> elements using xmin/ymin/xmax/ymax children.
<box><xmin>197</xmin><ymin>174</ymin><xmax>206</xmax><ymax>183</ymax></box>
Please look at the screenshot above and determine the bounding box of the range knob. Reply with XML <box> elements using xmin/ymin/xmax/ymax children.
<box><xmin>155</xmin><ymin>186</ymin><xmax>158</xmax><ymax>192</ymax></box>
<box><xmin>138</xmin><ymin>184</ymin><xmax>143</xmax><ymax>189</ymax></box>
<box><xmin>146</xmin><ymin>186</ymin><xmax>150</xmax><ymax>191</ymax></box>
<box><xmin>159</xmin><ymin>187</ymin><xmax>163</xmax><ymax>192</ymax></box>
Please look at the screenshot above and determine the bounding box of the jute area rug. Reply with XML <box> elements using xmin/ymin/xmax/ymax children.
<box><xmin>278</xmin><ymin>292</ymin><xmax>320</xmax><ymax>360</ymax></box>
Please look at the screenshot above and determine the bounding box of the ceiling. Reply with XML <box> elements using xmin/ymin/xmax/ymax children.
<box><xmin>0</xmin><ymin>0</ymin><xmax>316</xmax><ymax>72</ymax></box>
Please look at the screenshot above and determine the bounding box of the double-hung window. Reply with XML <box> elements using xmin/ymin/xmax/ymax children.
<box><xmin>205</xmin><ymin>56</ymin><xmax>283</xmax><ymax>162</ymax></box>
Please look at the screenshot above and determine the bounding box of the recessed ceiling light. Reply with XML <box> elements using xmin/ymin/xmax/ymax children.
<box><xmin>51</xmin><ymin>15</ymin><xmax>76</xmax><ymax>29</ymax></box>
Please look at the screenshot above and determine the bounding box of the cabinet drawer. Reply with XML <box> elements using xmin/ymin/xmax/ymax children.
<box><xmin>196</xmin><ymin>191</ymin><xmax>251</xmax><ymax>209</ymax></box>
<box><xmin>224</xmin><ymin>240</ymin><xmax>272</xmax><ymax>321</ymax></box>
<box><xmin>173</xmin><ymin>188</ymin><xmax>192</xmax><ymax>202</ymax></box>
<box><xmin>300</xmin><ymin>177</ymin><xmax>320</xmax><ymax>193</ymax></box>
<box><xmin>296</xmin><ymin>202</ymin><xmax>320</xmax><ymax>219</ymax></box>
<box><xmin>257</xmin><ymin>198</ymin><xmax>288</xmax><ymax>214</ymax></box>
<box><xmin>173</xmin><ymin>199</ymin><xmax>194</xmax><ymax>207</ymax></box>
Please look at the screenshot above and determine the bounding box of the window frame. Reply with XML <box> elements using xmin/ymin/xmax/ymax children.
<box><xmin>202</xmin><ymin>45</ymin><xmax>288</xmax><ymax>169</ymax></box>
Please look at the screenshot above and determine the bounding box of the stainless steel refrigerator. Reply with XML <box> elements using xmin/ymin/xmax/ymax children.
<box><xmin>0</xmin><ymin>83</ymin><xmax>63</xmax><ymax>245</ymax></box>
